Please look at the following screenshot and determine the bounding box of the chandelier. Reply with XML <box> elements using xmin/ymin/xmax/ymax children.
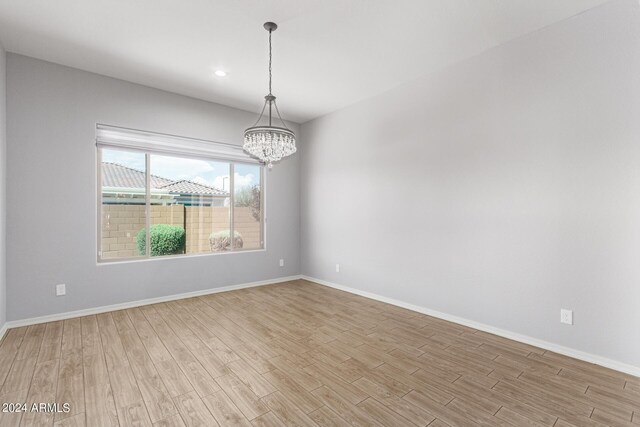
<box><xmin>243</xmin><ymin>22</ymin><xmax>296</xmax><ymax>169</ymax></box>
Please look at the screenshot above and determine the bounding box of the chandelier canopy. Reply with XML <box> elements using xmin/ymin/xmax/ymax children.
<box><xmin>243</xmin><ymin>22</ymin><xmax>296</xmax><ymax>169</ymax></box>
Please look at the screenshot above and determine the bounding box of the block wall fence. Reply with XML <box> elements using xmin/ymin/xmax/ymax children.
<box><xmin>101</xmin><ymin>204</ymin><xmax>260</xmax><ymax>258</ymax></box>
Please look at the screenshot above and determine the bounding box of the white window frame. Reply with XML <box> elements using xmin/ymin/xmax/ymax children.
<box><xmin>96</xmin><ymin>125</ymin><xmax>266</xmax><ymax>264</ymax></box>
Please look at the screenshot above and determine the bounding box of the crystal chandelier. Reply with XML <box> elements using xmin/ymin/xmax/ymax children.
<box><xmin>243</xmin><ymin>22</ymin><xmax>296</xmax><ymax>169</ymax></box>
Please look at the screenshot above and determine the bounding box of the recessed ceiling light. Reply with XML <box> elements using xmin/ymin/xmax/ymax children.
<box><xmin>214</xmin><ymin>70</ymin><xmax>227</xmax><ymax>77</ymax></box>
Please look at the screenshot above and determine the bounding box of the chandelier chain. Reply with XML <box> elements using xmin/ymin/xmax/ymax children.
<box><xmin>268</xmin><ymin>29</ymin><xmax>272</xmax><ymax>95</ymax></box>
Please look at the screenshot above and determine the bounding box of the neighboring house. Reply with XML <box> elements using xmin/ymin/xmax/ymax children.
<box><xmin>101</xmin><ymin>162</ymin><xmax>228</xmax><ymax>206</ymax></box>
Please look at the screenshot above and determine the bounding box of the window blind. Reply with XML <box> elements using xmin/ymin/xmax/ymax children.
<box><xmin>96</xmin><ymin>124</ymin><xmax>260</xmax><ymax>164</ymax></box>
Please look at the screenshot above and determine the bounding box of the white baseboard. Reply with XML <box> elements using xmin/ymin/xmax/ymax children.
<box><xmin>301</xmin><ymin>275</ymin><xmax>640</xmax><ymax>378</ymax></box>
<box><xmin>4</xmin><ymin>273</ymin><xmax>638</xmax><ymax>378</ymax></box>
<box><xmin>0</xmin><ymin>323</ymin><xmax>8</xmax><ymax>345</ymax></box>
<box><xmin>2</xmin><ymin>275</ymin><xmax>303</xmax><ymax>331</ymax></box>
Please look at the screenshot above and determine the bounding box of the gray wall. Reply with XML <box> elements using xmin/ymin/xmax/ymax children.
<box><xmin>6</xmin><ymin>54</ymin><xmax>300</xmax><ymax>321</ymax></box>
<box><xmin>300</xmin><ymin>0</ymin><xmax>640</xmax><ymax>367</ymax></box>
<box><xmin>0</xmin><ymin>43</ymin><xmax>6</xmax><ymax>329</ymax></box>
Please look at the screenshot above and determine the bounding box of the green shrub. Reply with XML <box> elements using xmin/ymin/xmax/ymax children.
<box><xmin>209</xmin><ymin>230</ymin><xmax>243</xmax><ymax>252</ymax></box>
<box><xmin>137</xmin><ymin>224</ymin><xmax>186</xmax><ymax>256</ymax></box>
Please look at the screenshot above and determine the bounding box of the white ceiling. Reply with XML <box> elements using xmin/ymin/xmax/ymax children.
<box><xmin>0</xmin><ymin>0</ymin><xmax>609</xmax><ymax>123</ymax></box>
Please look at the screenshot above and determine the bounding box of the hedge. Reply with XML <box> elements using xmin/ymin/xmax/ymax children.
<box><xmin>137</xmin><ymin>224</ymin><xmax>186</xmax><ymax>256</ymax></box>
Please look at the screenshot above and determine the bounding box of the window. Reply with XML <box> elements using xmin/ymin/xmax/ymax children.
<box><xmin>97</xmin><ymin>126</ymin><xmax>264</xmax><ymax>262</ymax></box>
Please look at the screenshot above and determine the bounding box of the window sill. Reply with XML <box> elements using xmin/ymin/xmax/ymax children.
<box><xmin>97</xmin><ymin>248</ymin><xmax>266</xmax><ymax>266</ymax></box>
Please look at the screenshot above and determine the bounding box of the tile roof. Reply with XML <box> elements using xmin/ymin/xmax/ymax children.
<box><xmin>102</xmin><ymin>162</ymin><xmax>227</xmax><ymax>196</ymax></box>
<box><xmin>159</xmin><ymin>180</ymin><xmax>224</xmax><ymax>195</ymax></box>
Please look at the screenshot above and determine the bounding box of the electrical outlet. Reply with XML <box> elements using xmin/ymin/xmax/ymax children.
<box><xmin>279</xmin><ymin>259</ymin><xmax>284</xmax><ymax>267</ymax></box>
<box><xmin>56</xmin><ymin>284</ymin><xmax>66</xmax><ymax>296</ymax></box>
<box><xmin>336</xmin><ymin>264</ymin><xmax>340</xmax><ymax>273</ymax></box>
<box><xmin>560</xmin><ymin>309</ymin><xmax>573</xmax><ymax>325</ymax></box>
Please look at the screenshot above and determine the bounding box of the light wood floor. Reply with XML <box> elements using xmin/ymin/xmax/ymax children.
<box><xmin>0</xmin><ymin>280</ymin><xmax>638</xmax><ymax>427</ymax></box>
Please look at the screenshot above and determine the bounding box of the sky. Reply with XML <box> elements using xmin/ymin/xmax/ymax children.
<box><xmin>102</xmin><ymin>149</ymin><xmax>259</xmax><ymax>191</ymax></box>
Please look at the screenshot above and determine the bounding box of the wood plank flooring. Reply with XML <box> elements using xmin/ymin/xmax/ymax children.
<box><xmin>0</xmin><ymin>279</ymin><xmax>638</xmax><ymax>426</ymax></box>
